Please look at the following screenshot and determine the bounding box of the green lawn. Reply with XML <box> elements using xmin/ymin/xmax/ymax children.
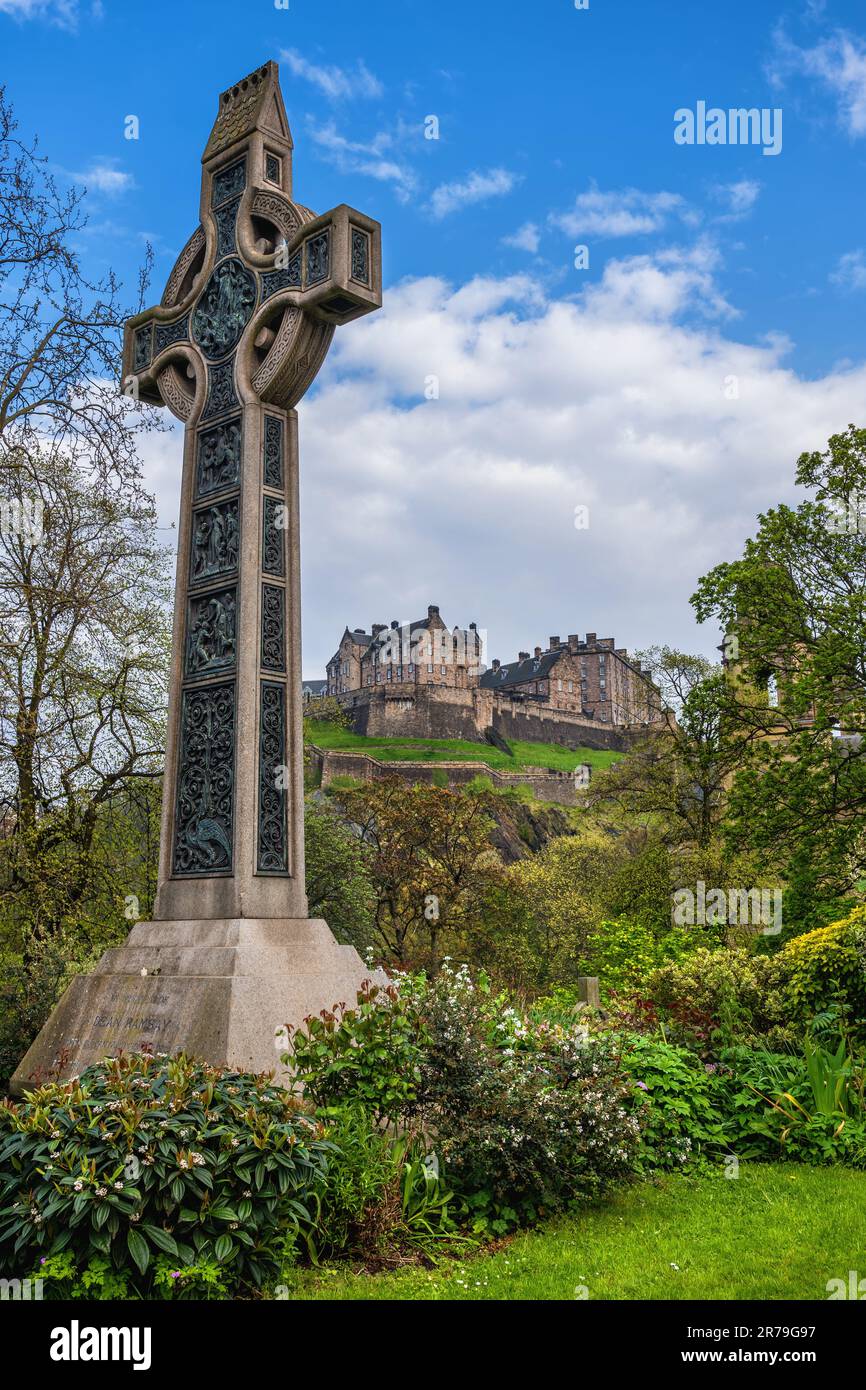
<box><xmin>305</xmin><ymin>721</ymin><xmax>621</xmax><ymax>773</ymax></box>
<box><xmin>278</xmin><ymin>1165</ymin><xmax>866</xmax><ymax>1301</ymax></box>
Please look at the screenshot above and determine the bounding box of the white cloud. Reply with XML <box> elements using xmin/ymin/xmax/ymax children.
<box><xmin>503</xmin><ymin>222</ymin><xmax>541</xmax><ymax>253</ymax></box>
<box><xmin>71</xmin><ymin>159</ymin><xmax>133</xmax><ymax>196</ymax></box>
<box><xmin>769</xmin><ymin>26</ymin><xmax>866</xmax><ymax>137</ymax></box>
<box><xmin>830</xmin><ymin>249</ymin><xmax>866</xmax><ymax>290</ymax></box>
<box><xmin>0</xmin><ymin>0</ymin><xmax>78</xmax><ymax>25</ymax></box>
<box><xmin>428</xmin><ymin>168</ymin><xmax>520</xmax><ymax>220</ymax></box>
<box><xmin>281</xmin><ymin>48</ymin><xmax>383</xmax><ymax>101</ymax></box>
<box><xmin>711</xmin><ymin>179</ymin><xmax>761</xmax><ymax>222</ymax></box>
<box><xmin>550</xmin><ymin>184</ymin><xmax>694</xmax><ymax>239</ymax></box>
<box><xmin>306</xmin><ymin>121</ymin><xmax>416</xmax><ymax>201</ymax></box>
<box><xmin>140</xmin><ymin>244</ymin><xmax>866</xmax><ymax>676</ymax></box>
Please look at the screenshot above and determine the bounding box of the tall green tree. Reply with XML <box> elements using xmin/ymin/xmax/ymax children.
<box><xmin>692</xmin><ymin>424</ymin><xmax>866</xmax><ymax>911</ymax></box>
<box><xmin>587</xmin><ymin>647</ymin><xmax>745</xmax><ymax>850</ymax></box>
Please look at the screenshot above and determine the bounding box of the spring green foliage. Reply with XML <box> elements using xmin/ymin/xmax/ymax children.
<box><xmin>692</xmin><ymin>424</ymin><xmax>866</xmax><ymax>903</ymax></box>
<box><xmin>303</xmin><ymin>797</ymin><xmax>376</xmax><ymax>955</ymax></box>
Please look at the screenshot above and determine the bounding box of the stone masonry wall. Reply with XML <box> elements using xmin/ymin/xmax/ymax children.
<box><xmin>308</xmin><ymin>745</ymin><xmax>588</xmax><ymax>806</ymax></box>
<box><xmin>337</xmin><ymin>684</ymin><xmax>631</xmax><ymax>752</ymax></box>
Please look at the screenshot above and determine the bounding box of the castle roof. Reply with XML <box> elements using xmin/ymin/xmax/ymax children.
<box><xmin>479</xmin><ymin>649</ymin><xmax>564</xmax><ymax>690</ymax></box>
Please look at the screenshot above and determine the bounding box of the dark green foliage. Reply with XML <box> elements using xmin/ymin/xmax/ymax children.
<box><xmin>0</xmin><ymin>1052</ymin><xmax>329</xmax><ymax>1296</ymax></box>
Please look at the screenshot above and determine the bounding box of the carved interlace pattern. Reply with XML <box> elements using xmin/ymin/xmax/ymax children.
<box><xmin>154</xmin><ymin>315</ymin><xmax>190</xmax><ymax>356</ymax></box>
<box><xmin>257</xmin><ymin>680</ymin><xmax>287</xmax><ymax>872</ymax></box>
<box><xmin>215</xmin><ymin>201</ymin><xmax>239</xmax><ymax>261</ymax></box>
<box><xmin>351</xmin><ymin>228</ymin><xmax>370</xmax><ymax>285</ymax></box>
<box><xmin>201</xmin><ymin>358</ymin><xmax>240</xmax><ymax>422</ymax></box>
<box><xmin>305</xmin><ymin>231</ymin><xmax>330</xmax><ymax>285</ymax></box>
<box><xmin>261</xmin><ymin>583</ymin><xmax>286</xmax><ymax>671</ymax></box>
<box><xmin>162</xmin><ymin>227</ymin><xmax>206</xmax><ymax>308</ymax></box>
<box><xmin>263</xmin><ymin>416</ymin><xmax>283</xmax><ymax>489</ymax></box>
<box><xmin>133</xmin><ymin>326</ymin><xmax>152</xmax><ymax>372</ymax></box>
<box><xmin>262</xmin><ymin>497</ymin><xmax>285</xmax><ymax>577</ymax></box>
<box><xmin>250</xmin><ymin>309</ymin><xmax>301</xmax><ymax>396</ymax></box>
<box><xmin>261</xmin><ymin>257</ymin><xmax>301</xmax><ymax>301</ymax></box>
<box><xmin>250</xmin><ymin>190</ymin><xmax>303</xmax><ymax>240</ymax></box>
<box><xmin>157</xmin><ymin>365</ymin><xmax>193</xmax><ymax>423</ymax></box>
<box><xmin>173</xmin><ymin>682</ymin><xmax>235</xmax><ymax>876</ymax></box>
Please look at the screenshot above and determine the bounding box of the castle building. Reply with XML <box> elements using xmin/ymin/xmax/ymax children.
<box><xmin>326</xmin><ymin>628</ymin><xmax>373</xmax><ymax>696</ymax></box>
<box><xmin>326</xmin><ymin>611</ymin><xmax>661</xmax><ymax>731</ymax></box>
<box><xmin>326</xmin><ymin>606</ymin><xmax>482</xmax><ymax>697</ymax></box>
<box><xmin>479</xmin><ymin>633</ymin><xmax>663</xmax><ymax>726</ymax></box>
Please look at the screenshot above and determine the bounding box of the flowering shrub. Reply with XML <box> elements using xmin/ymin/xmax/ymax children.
<box><xmin>0</xmin><ymin>1052</ymin><xmax>330</xmax><ymax>1297</ymax></box>
<box><xmin>290</xmin><ymin>966</ymin><xmax>641</xmax><ymax>1233</ymax></box>
<box><xmin>415</xmin><ymin>966</ymin><xmax>641</xmax><ymax>1231</ymax></box>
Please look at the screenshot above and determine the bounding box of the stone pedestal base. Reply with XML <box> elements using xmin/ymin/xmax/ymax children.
<box><xmin>10</xmin><ymin>919</ymin><xmax>380</xmax><ymax>1095</ymax></box>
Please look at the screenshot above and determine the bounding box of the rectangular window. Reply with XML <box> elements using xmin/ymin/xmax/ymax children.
<box><xmin>568</xmin><ymin>680</ymin><xmax>574</xmax><ymax>693</ymax></box>
<box><xmin>440</xmin><ymin>666</ymin><xmax>446</xmax><ymax>676</ymax></box>
<box><xmin>427</xmin><ymin>663</ymin><xmax>433</xmax><ymax>673</ymax></box>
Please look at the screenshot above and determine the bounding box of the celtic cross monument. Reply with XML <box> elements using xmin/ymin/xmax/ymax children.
<box><xmin>13</xmin><ymin>62</ymin><xmax>382</xmax><ymax>1091</ymax></box>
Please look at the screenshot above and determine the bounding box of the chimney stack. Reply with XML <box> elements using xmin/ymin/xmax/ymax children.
<box><xmin>518</xmin><ymin>651</ymin><xmax>530</xmax><ymax>662</ymax></box>
<box><xmin>534</xmin><ymin>646</ymin><xmax>542</xmax><ymax>658</ymax></box>
<box><xmin>549</xmin><ymin>635</ymin><xmax>561</xmax><ymax>650</ymax></box>
<box><xmin>585</xmin><ymin>632</ymin><xmax>597</xmax><ymax>646</ymax></box>
<box><xmin>428</xmin><ymin>604</ymin><xmax>440</xmax><ymax>619</ymax></box>
<box><xmin>372</xmin><ymin>623</ymin><xmax>386</xmax><ymax>637</ymax></box>
<box><xmin>492</xmin><ymin>659</ymin><xmax>501</xmax><ymax>672</ymax></box>
<box><xmin>568</xmin><ymin>634</ymin><xmax>580</xmax><ymax>653</ymax></box>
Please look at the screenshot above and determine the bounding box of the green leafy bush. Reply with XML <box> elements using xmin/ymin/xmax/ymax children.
<box><xmin>291</xmin><ymin>968</ymin><xmax>641</xmax><ymax>1234</ymax></box>
<box><xmin>642</xmin><ymin>946</ymin><xmax>792</xmax><ymax>1052</ymax></box>
<box><xmin>620</xmin><ymin>1035</ymin><xmax>730</xmax><ymax>1171</ymax></box>
<box><xmin>0</xmin><ymin>1052</ymin><xmax>330</xmax><ymax>1297</ymax></box>
<box><xmin>776</xmin><ymin>907</ymin><xmax>866</xmax><ymax>1044</ymax></box>
<box><xmin>307</xmin><ymin>1106</ymin><xmax>464</xmax><ymax>1264</ymax></box>
<box><xmin>587</xmin><ymin>917</ymin><xmax>696</xmax><ymax>997</ymax></box>
<box><xmin>287</xmin><ymin>981</ymin><xmax>426</xmax><ymax>1122</ymax></box>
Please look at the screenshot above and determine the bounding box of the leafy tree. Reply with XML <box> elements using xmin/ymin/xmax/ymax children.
<box><xmin>586</xmin><ymin>647</ymin><xmax>745</xmax><ymax>850</ymax></box>
<box><xmin>329</xmin><ymin>779</ymin><xmax>501</xmax><ymax>969</ymax></box>
<box><xmin>692</xmin><ymin>424</ymin><xmax>866</xmax><ymax>909</ymax></box>
<box><xmin>304</xmin><ymin>796</ymin><xmax>376</xmax><ymax>955</ymax></box>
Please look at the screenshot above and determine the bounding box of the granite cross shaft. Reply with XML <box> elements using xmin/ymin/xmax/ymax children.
<box><xmin>12</xmin><ymin>62</ymin><xmax>383</xmax><ymax>1091</ymax></box>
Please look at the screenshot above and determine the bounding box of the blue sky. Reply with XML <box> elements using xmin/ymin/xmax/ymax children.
<box><xmin>4</xmin><ymin>0</ymin><xmax>866</xmax><ymax>673</ymax></box>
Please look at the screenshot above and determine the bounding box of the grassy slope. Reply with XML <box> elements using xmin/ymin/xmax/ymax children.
<box><xmin>280</xmin><ymin>1165</ymin><xmax>866</xmax><ymax>1301</ymax></box>
<box><xmin>306</xmin><ymin>721</ymin><xmax>621</xmax><ymax>773</ymax></box>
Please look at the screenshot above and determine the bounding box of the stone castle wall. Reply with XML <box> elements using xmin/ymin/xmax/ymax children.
<box><xmin>308</xmin><ymin>745</ymin><xmax>590</xmax><ymax>806</ymax></box>
<box><xmin>336</xmin><ymin>683</ymin><xmax>631</xmax><ymax>752</ymax></box>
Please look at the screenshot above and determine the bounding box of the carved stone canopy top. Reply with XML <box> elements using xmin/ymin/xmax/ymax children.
<box><xmin>122</xmin><ymin>60</ymin><xmax>382</xmax><ymax>423</ymax></box>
